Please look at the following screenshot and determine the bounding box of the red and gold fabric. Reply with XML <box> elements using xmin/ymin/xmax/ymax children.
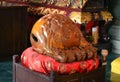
<box><xmin>21</xmin><ymin>47</ymin><xmax>100</xmax><ymax>74</ymax></box>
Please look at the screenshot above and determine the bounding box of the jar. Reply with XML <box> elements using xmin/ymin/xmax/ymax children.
<box><xmin>109</xmin><ymin>19</ymin><xmax>120</xmax><ymax>54</ymax></box>
<box><xmin>108</xmin><ymin>0</ymin><xmax>120</xmax><ymax>54</ymax></box>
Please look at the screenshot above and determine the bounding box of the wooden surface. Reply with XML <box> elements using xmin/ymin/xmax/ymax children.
<box><xmin>13</xmin><ymin>55</ymin><xmax>105</xmax><ymax>82</ymax></box>
<box><xmin>0</xmin><ymin>5</ymin><xmax>28</xmax><ymax>57</ymax></box>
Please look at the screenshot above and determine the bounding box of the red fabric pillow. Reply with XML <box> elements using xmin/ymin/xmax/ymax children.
<box><xmin>21</xmin><ymin>47</ymin><xmax>100</xmax><ymax>74</ymax></box>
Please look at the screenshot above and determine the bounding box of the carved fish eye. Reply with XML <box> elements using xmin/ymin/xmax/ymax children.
<box><xmin>31</xmin><ymin>33</ymin><xmax>38</xmax><ymax>42</ymax></box>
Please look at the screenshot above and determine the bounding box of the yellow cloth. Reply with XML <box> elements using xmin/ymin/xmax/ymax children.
<box><xmin>111</xmin><ymin>57</ymin><xmax>120</xmax><ymax>74</ymax></box>
<box><xmin>111</xmin><ymin>57</ymin><xmax>120</xmax><ymax>82</ymax></box>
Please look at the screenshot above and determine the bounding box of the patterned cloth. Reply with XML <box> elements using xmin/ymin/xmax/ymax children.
<box><xmin>21</xmin><ymin>47</ymin><xmax>100</xmax><ymax>74</ymax></box>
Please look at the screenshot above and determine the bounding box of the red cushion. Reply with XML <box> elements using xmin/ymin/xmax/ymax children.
<box><xmin>21</xmin><ymin>47</ymin><xmax>100</xmax><ymax>74</ymax></box>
